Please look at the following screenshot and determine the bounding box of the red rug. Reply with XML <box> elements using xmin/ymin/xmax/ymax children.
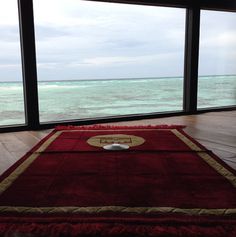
<box><xmin>0</xmin><ymin>125</ymin><xmax>236</xmax><ymax>236</ymax></box>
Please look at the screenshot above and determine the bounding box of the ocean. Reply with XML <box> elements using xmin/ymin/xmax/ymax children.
<box><xmin>0</xmin><ymin>75</ymin><xmax>235</xmax><ymax>126</ymax></box>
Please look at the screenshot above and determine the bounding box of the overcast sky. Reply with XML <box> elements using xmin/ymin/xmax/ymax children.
<box><xmin>0</xmin><ymin>0</ymin><xmax>235</xmax><ymax>81</ymax></box>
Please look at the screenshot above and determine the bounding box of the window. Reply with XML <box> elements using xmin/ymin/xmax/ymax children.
<box><xmin>1</xmin><ymin>1</ymin><xmax>235</xmax><ymax>131</ymax></box>
<box><xmin>0</xmin><ymin>1</ymin><xmax>25</xmax><ymax>126</ymax></box>
<box><xmin>33</xmin><ymin>0</ymin><xmax>185</xmax><ymax>122</ymax></box>
<box><xmin>198</xmin><ymin>10</ymin><xmax>236</xmax><ymax>109</ymax></box>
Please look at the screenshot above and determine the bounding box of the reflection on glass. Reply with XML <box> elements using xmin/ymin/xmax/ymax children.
<box><xmin>198</xmin><ymin>10</ymin><xmax>236</xmax><ymax>108</ymax></box>
<box><xmin>0</xmin><ymin>2</ymin><xmax>25</xmax><ymax>126</ymax></box>
<box><xmin>34</xmin><ymin>0</ymin><xmax>185</xmax><ymax>122</ymax></box>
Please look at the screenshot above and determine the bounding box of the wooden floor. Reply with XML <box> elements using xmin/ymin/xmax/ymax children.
<box><xmin>0</xmin><ymin>111</ymin><xmax>235</xmax><ymax>175</ymax></box>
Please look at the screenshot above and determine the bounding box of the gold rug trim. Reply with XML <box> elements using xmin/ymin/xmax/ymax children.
<box><xmin>0</xmin><ymin>205</ymin><xmax>235</xmax><ymax>216</ymax></box>
<box><xmin>0</xmin><ymin>131</ymin><xmax>62</xmax><ymax>195</ymax></box>
<box><xmin>172</xmin><ymin>129</ymin><xmax>236</xmax><ymax>188</ymax></box>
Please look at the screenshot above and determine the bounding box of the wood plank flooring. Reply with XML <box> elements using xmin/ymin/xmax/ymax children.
<box><xmin>0</xmin><ymin>111</ymin><xmax>235</xmax><ymax>175</ymax></box>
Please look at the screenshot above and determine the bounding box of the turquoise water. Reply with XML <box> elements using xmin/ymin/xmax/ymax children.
<box><xmin>198</xmin><ymin>75</ymin><xmax>236</xmax><ymax>108</ymax></box>
<box><xmin>0</xmin><ymin>82</ymin><xmax>25</xmax><ymax>126</ymax></box>
<box><xmin>38</xmin><ymin>77</ymin><xmax>183</xmax><ymax>123</ymax></box>
<box><xmin>0</xmin><ymin>75</ymin><xmax>235</xmax><ymax>126</ymax></box>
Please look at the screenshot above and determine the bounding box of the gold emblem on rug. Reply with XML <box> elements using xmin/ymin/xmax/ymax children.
<box><xmin>87</xmin><ymin>134</ymin><xmax>145</xmax><ymax>147</ymax></box>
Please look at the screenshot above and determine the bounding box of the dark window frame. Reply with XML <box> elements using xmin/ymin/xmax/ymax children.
<box><xmin>0</xmin><ymin>0</ymin><xmax>235</xmax><ymax>133</ymax></box>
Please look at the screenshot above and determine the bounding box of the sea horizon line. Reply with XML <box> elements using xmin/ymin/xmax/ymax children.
<box><xmin>0</xmin><ymin>74</ymin><xmax>235</xmax><ymax>83</ymax></box>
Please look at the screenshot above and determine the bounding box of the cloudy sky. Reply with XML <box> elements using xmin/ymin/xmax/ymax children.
<box><xmin>0</xmin><ymin>0</ymin><xmax>235</xmax><ymax>81</ymax></box>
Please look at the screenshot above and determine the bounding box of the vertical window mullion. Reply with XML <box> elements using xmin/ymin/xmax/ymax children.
<box><xmin>183</xmin><ymin>5</ymin><xmax>200</xmax><ymax>113</ymax></box>
<box><xmin>18</xmin><ymin>0</ymin><xmax>39</xmax><ymax>129</ymax></box>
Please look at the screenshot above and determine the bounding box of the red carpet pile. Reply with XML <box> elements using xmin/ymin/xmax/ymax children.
<box><xmin>0</xmin><ymin>125</ymin><xmax>236</xmax><ymax>236</ymax></box>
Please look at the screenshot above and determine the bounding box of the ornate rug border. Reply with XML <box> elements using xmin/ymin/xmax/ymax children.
<box><xmin>0</xmin><ymin>127</ymin><xmax>236</xmax><ymax>216</ymax></box>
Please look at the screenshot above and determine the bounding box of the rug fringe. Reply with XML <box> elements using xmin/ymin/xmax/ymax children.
<box><xmin>1</xmin><ymin>222</ymin><xmax>235</xmax><ymax>237</ymax></box>
<box><xmin>55</xmin><ymin>124</ymin><xmax>186</xmax><ymax>130</ymax></box>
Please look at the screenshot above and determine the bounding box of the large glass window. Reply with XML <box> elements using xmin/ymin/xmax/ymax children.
<box><xmin>198</xmin><ymin>10</ymin><xmax>236</xmax><ymax>109</ymax></box>
<box><xmin>33</xmin><ymin>0</ymin><xmax>185</xmax><ymax>122</ymax></box>
<box><xmin>0</xmin><ymin>2</ymin><xmax>25</xmax><ymax>126</ymax></box>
